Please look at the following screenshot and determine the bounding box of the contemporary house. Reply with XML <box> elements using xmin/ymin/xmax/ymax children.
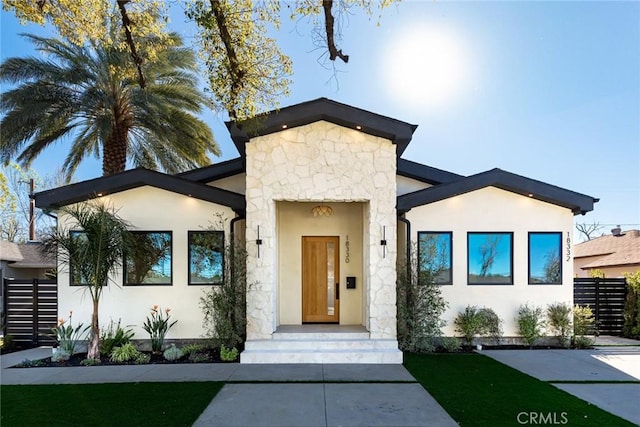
<box><xmin>574</xmin><ymin>228</ymin><xmax>640</xmax><ymax>278</ymax></box>
<box><xmin>35</xmin><ymin>98</ymin><xmax>597</xmax><ymax>363</ymax></box>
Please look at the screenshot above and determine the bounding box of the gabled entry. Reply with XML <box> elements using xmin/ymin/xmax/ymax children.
<box><xmin>302</xmin><ymin>236</ymin><xmax>340</xmax><ymax>323</ymax></box>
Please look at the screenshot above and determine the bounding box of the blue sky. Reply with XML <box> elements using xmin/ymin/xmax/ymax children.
<box><xmin>1</xmin><ymin>1</ymin><xmax>638</xmax><ymax>236</ymax></box>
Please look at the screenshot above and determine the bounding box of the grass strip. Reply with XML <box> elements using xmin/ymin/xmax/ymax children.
<box><xmin>1</xmin><ymin>381</ymin><xmax>223</xmax><ymax>427</ymax></box>
<box><xmin>404</xmin><ymin>352</ymin><xmax>635</xmax><ymax>427</ymax></box>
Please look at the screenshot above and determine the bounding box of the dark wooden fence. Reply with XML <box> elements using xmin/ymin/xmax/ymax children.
<box><xmin>3</xmin><ymin>278</ymin><xmax>57</xmax><ymax>345</ymax></box>
<box><xmin>574</xmin><ymin>277</ymin><xmax>627</xmax><ymax>336</ymax></box>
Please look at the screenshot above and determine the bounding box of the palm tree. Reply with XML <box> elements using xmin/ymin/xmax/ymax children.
<box><xmin>1</xmin><ymin>33</ymin><xmax>219</xmax><ymax>180</ymax></box>
<box><xmin>43</xmin><ymin>202</ymin><xmax>134</xmax><ymax>360</ymax></box>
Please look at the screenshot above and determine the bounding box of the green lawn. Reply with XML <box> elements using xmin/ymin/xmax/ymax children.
<box><xmin>1</xmin><ymin>382</ymin><xmax>223</xmax><ymax>427</ymax></box>
<box><xmin>404</xmin><ymin>352</ymin><xmax>635</xmax><ymax>427</ymax></box>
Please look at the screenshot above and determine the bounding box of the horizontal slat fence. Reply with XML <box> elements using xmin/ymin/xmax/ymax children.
<box><xmin>3</xmin><ymin>278</ymin><xmax>57</xmax><ymax>345</ymax></box>
<box><xmin>574</xmin><ymin>277</ymin><xmax>627</xmax><ymax>336</ymax></box>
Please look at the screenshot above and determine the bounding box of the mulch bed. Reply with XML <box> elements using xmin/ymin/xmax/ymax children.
<box><xmin>8</xmin><ymin>346</ymin><xmax>239</xmax><ymax>368</ymax></box>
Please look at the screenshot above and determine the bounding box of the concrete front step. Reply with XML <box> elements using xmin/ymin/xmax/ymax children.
<box><xmin>273</xmin><ymin>331</ymin><xmax>371</xmax><ymax>340</ymax></box>
<box><xmin>240</xmin><ymin>348</ymin><xmax>403</xmax><ymax>364</ymax></box>
<box><xmin>245</xmin><ymin>339</ymin><xmax>399</xmax><ymax>351</ymax></box>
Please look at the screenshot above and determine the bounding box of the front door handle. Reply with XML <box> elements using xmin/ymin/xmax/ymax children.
<box><xmin>336</xmin><ymin>284</ymin><xmax>339</xmax><ymax>300</ymax></box>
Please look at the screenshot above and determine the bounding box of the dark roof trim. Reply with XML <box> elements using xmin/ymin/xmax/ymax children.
<box><xmin>35</xmin><ymin>168</ymin><xmax>246</xmax><ymax>212</ymax></box>
<box><xmin>227</xmin><ymin>98</ymin><xmax>418</xmax><ymax>157</ymax></box>
<box><xmin>398</xmin><ymin>168</ymin><xmax>598</xmax><ymax>215</ymax></box>
<box><xmin>177</xmin><ymin>157</ymin><xmax>245</xmax><ymax>183</ymax></box>
<box><xmin>397</xmin><ymin>158</ymin><xmax>465</xmax><ymax>185</ymax></box>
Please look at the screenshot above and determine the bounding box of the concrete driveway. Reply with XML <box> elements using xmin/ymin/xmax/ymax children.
<box><xmin>483</xmin><ymin>343</ymin><xmax>640</xmax><ymax>425</ymax></box>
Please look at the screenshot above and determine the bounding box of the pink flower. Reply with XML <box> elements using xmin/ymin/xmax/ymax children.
<box><xmin>58</xmin><ymin>318</ymin><xmax>65</xmax><ymax>326</ymax></box>
<box><xmin>152</xmin><ymin>305</ymin><xmax>159</xmax><ymax>312</ymax></box>
<box><xmin>165</xmin><ymin>308</ymin><xmax>171</xmax><ymax>314</ymax></box>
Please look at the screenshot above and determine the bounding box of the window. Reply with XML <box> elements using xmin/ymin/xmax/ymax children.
<box><xmin>69</xmin><ymin>230</ymin><xmax>89</xmax><ymax>286</ymax></box>
<box><xmin>188</xmin><ymin>231</ymin><xmax>224</xmax><ymax>285</ymax></box>
<box><xmin>529</xmin><ymin>232</ymin><xmax>562</xmax><ymax>284</ymax></box>
<box><xmin>418</xmin><ymin>232</ymin><xmax>452</xmax><ymax>285</ymax></box>
<box><xmin>125</xmin><ymin>231</ymin><xmax>172</xmax><ymax>285</ymax></box>
<box><xmin>467</xmin><ymin>232</ymin><xmax>513</xmax><ymax>285</ymax></box>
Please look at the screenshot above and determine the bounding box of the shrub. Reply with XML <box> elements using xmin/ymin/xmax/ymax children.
<box><xmin>439</xmin><ymin>336</ymin><xmax>462</xmax><ymax>353</ymax></box>
<box><xmin>453</xmin><ymin>306</ymin><xmax>502</xmax><ymax>346</ymax></box>
<box><xmin>163</xmin><ymin>344</ymin><xmax>184</xmax><ymax>361</ymax></box>
<box><xmin>181</xmin><ymin>343</ymin><xmax>206</xmax><ymax>356</ymax></box>
<box><xmin>17</xmin><ymin>358</ymin><xmax>46</xmax><ymax>368</ymax></box>
<box><xmin>573</xmin><ymin>335</ymin><xmax>595</xmax><ymax>349</ymax></box>
<box><xmin>572</xmin><ymin>304</ymin><xmax>596</xmax><ymax>349</ymax></box>
<box><xmin>51</xmin><ymin>348</ymin><xmax>71</xmax><ymax>362</ymax></box>
<box><xmin>396</xmin><ymin>242</ymin><xmax>448</xmax><ymax>353</ymax></box>
<box><xmin>201</xmin><ymin>241</ymin><xmax>248</xmax><ymax>348</ymax></box>
<box><xmin>110</xmin><ymin>342</ymin><xmax>141</xmax><ymax>363</ymax></box>
<box><xmin>454</xmin><ymin>306</ymin><xmax>484</xmax><ymax>346</ymax></box>
<box><xmin>100</xmin><ymin>319</ymin><xmax>135</xmax><ymax>356</ymax></box>
<box><xmin>479</xmin><ymin>307</ymin><xmax>503</xmax><ymax>345</ymax></box>
<box><xmin>189</xmin><ymin>352</ymin><xmax>210</xmax><ymax>363</ymax></box>
<box><xmin>134</xmin><ymin>353</ymin><xmax>151</xmax><ymax>364</ymax></box>
<box><xmin>1</xmin><ymin>334</ymin><xmax>15</xmax><ymax>351</ymax></box>
<box><xmin>220</xmin><ymin>344</ymin><xmax>239</xmax><ymax>362</ymax></box>
<box><xmin>517</xmin><ymin>304</ymin><xmax>546</xmax><ymax>348</ymax></box>
<box><xmin>142</xmin><ymin>305</ymin><xmax>177</xmax><ymax>353</ymax></box>
<box><xmin>51</xmin><ymin>311</ymin><xmax>90</xmax><ymax>354</ymax></box>
<box><xmin>547</xmin><ymin>302</ymin><xmax>572</xmax><ymax>348</ymax></box>
<box><xmin>573</xmin><ymin>305</ymin><xmax>596</xmax><ymax>337</ymax></box>
<box><xmin>80</xmin><ymin>358</ymin><xmax>102</xmax><ymax>366</ymax></box>
<box><xmin>623</xmin><ymin>272</ymin><xmax>640</xmax><ymax>339</ymax></box>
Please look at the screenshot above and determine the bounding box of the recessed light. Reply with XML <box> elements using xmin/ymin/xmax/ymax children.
<box><xmin>96</xmin><ymin>193</ymin><xmax>103</xmax><ymax>197</ymax></box>
<box><xmin>356</xmin><ymin>125</ymin><xmax>362</xmax><ymax>130</ymax></box>
<box><xmin>528</xmin><ymin>194</ymin><xmax>534</xmax><ymax>197</ymax></box>
<box><xmin>282</xmin><ymin>124</ymin><xmax>288</xmax><ymax>129</ymax></box>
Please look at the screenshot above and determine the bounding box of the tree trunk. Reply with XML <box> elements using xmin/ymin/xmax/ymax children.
<box><xmin>103</xmin><ymin>100</ymin><xmax>131</xmax><ymax>176</ymax></box>
<box><xmin>87</xmin><ymin>298</ymin><xmax>100</xmax><ymax>359</ymax></box>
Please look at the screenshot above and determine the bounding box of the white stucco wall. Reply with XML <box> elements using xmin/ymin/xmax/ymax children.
<box><xmin>245</xmin><ymin>121</ymin><xmax>398</xmax><ymax>340</ymax></box>
<box><xmin>208</xmin><ymin>174</ymin><xmax>246</xmax><ymax>195</ymax></box>
<box><xmin>405</xmin><ymin>186</ymin><xmax>574</xmax><ymax>337</ymax></box>
<box><xmin>397</xmin><ymin>175</ymin><xmax>432</xmax><ymax>196</ymax></box>
<box><xmin>277</xmin><ymin>201</ymin><xmax>364</xmax><ymax>325</ymax></box>
<box><xmin>56</xmin><ymin>186</ymin><xmax>235</xmax><ymax>340</ymax></box>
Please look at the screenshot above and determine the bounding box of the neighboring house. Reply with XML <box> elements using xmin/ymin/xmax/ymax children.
<box><xmin>0</xmin><ymin>240</ymin><xmax>55</xmax><ymax>310</ymax></box>
<box><xmin>34</xmin><ymin>98</ymin><xmax>597</xmax><ymax>363</ymax></box>
<box><xmin>574</xmin><ymin>229</ymin><xmax>640</xmax><ymax>278</ymax></box>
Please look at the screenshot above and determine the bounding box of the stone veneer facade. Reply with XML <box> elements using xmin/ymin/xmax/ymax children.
<box><xmin>244</xmin><ymin>121</ymin><xmax>398</xmax><ymax>341</ymax></box>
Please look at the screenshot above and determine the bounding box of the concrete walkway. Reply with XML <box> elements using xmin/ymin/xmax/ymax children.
<box><xmin>0</xmin><ymin>348</ymin><xmax>457</xmax><ymax>427</ymax></box>
<box><xmin>483</xmin><ymin>342</ymin><xmax>640</xmax><ymax>425</ymax></box>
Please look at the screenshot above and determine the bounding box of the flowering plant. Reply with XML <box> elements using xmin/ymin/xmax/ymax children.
<box><xmin>51</xmin><ymin>311</ymin><xmax>90</xmax><ymax>354</ymax></box>
<box><xmin>142</xmin><ymin>305</ymin><xmax>177</xmax><ymax>353</ymax></box>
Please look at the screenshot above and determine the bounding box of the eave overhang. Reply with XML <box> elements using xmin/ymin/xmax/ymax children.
<box><xmin>177</xmin><ymin>157</ymin><xmax>245</xmax><ymax>183</ymax></box>
<box><xmin>35</xmin><ymin>168</ymin><xmax>246</xmax><ymax>213</ymax></box>
<box><xmin>397</xmin><ymin>158</ymin><xmax>465</xmax><ymax>185</ymax></box>
<box><xmin>397</xmin><ymin>168</ymin><xmax>598</xmax><ymax>215</ymax></box>
<box><xmin>226</xmin><ymin>98</ymin><xmax>418</xmax><ymax>157</ymax></box>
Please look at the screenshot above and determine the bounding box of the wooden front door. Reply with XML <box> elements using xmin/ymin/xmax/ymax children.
<box><xmin>302</xmin><ymin>236</ymin><xmax>340</xmax><ymax>323</ymax></box>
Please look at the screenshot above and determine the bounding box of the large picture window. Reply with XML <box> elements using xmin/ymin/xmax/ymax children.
<box><xmin>418</xmin><ymin>232</ymin><xmax>452</xmax><ymax>285</ymax></box>
<box><xmin>467</xmin><ymin>232</ymin><xmax>513</xmax><ymax>285</ymax></box>
<box><xmin>69</xmin><ymin>230</ymin><xmax>89</xmax><ymax>286</ymax></box>
<box><xmin>529</xmin><ymin>232</ymin><xmax>562</xmax><ymax>284</ymax></box>
<box><xmin>125</xmin><ymin>231</ymin><xmax>172</xmax><ymax>286</ymax></box>
<box><xmin>188</xmin><ymin>231</ymin><xmax>224</xmax><ymax>285</ymax></box>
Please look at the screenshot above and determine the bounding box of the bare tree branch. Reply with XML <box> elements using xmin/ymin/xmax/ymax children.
<box><xmin>322</xmin><ymin>0</ymin><xmax>349</xmax><ymax>63</ymax></box>
<box><xmin>576</xmin><ymin>222</ymin><xmax>602</xmax><ymax>241</ymax></box>
<box><xmin>209</xmin><ymin>0</ymin><xmax>247</xmax><ymax>120</ymax></box>
<box><xmin>117</xmin><ymin>0</ymin><xmax>146</xmax><ymax>89</ymax></box>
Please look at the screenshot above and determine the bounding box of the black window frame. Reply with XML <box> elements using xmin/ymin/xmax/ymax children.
<box><xmin>467</xmin><ymin>232</ymin><xmax>514</xmax><ymax>285</ymax></box>
<box><xmin>417</xmin><ymin>231</ymin><xmax>453</xmax><ymax>285</ymax></box>
<box><xmin>528</xmin><ymin>232</ymin><xmax>562</xmax><ymax>285</ymax></box>
<box><xmin>188</xmin><ymin>230</ymin><xmax>225</xmax><ymax>286</ymax></box>
<box><xmin>69</xmin><ymin>230</ymin><xmax>90</xmax><ymax>287</ymax></box>
<box><xmin>124</xmin><ymin>230</ymin><xmax>173</xmax><ymax>286</ymax></box>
